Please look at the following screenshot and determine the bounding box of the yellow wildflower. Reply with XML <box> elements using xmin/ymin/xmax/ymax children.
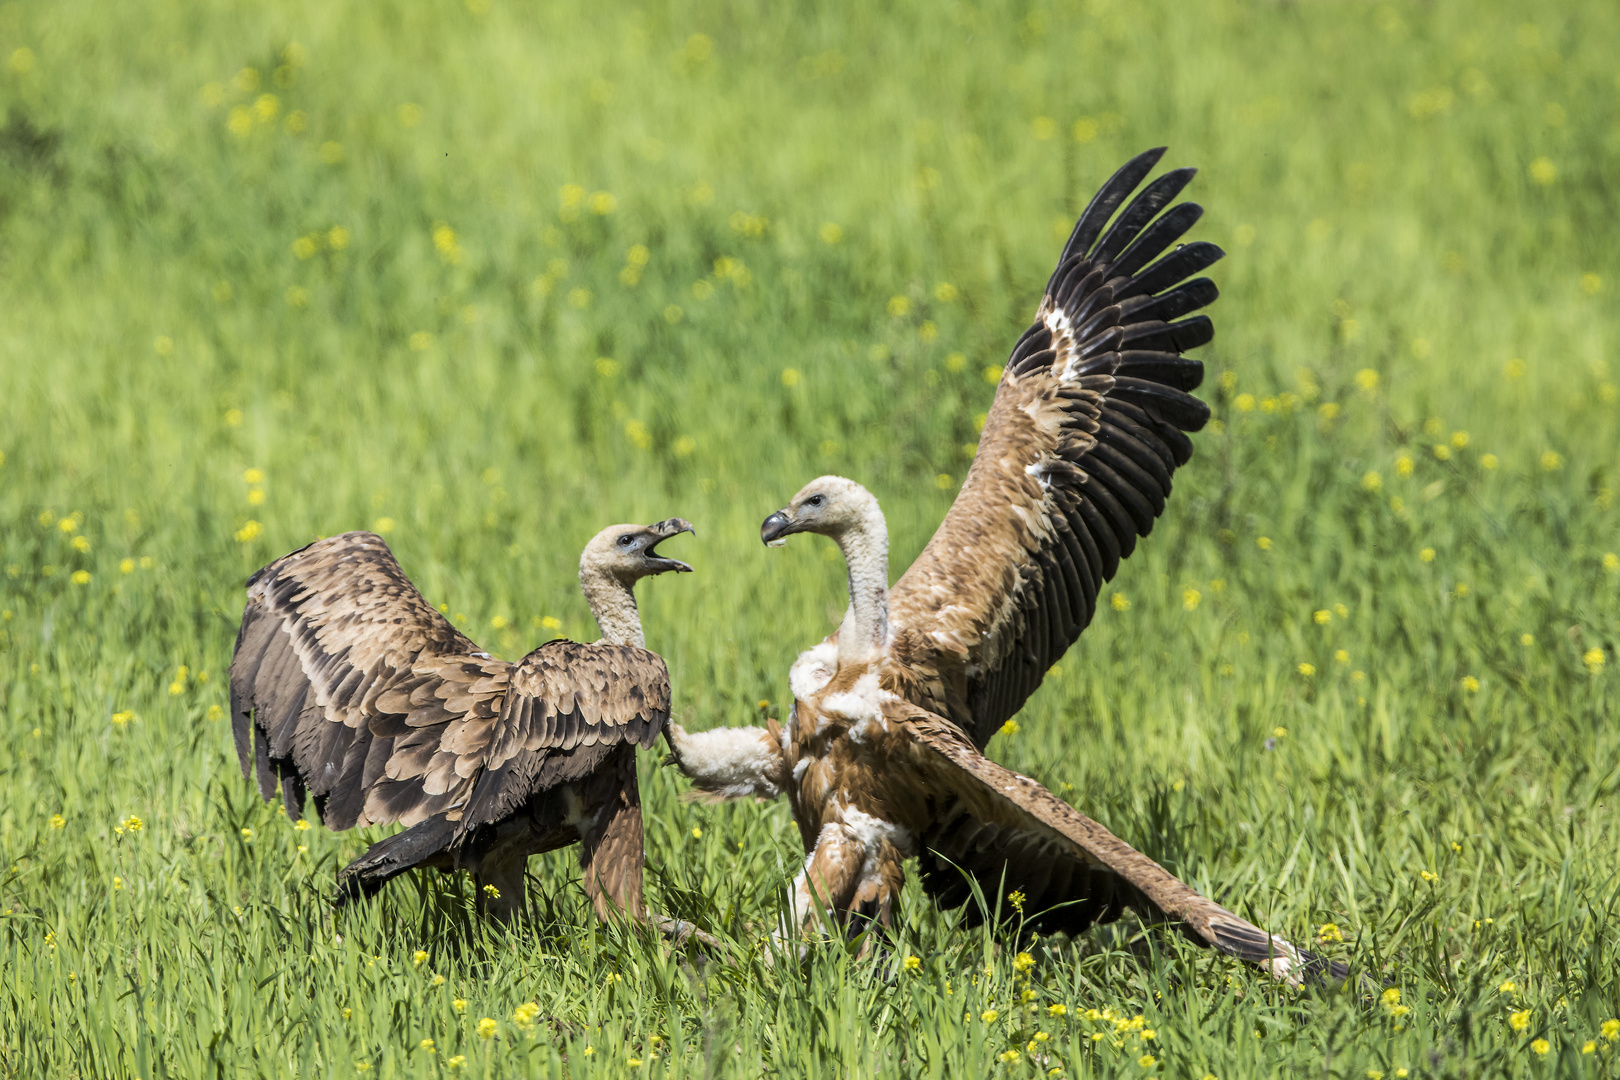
<box><xmin>1234</xmin><ymin>393</ymin><xmax>1256</xmax><ymax>412</ymax></box>
<box><xmin>1139</xmin><ymin>1056</ymin><xmax>1157</xmax><ymax>1069</ymax></box>
<box><xmin>1257</xmin><ymin>536</ymin><xmax>1273</xmax><ymax>550</ymax></box>
<box><xmin>1419</xmin><ymin>547</ymin><xmax>1435</xmax><ymax>562</ymax></box>
<box><xmin>120</xmin><ymin>558</ymin><xmax>135</xmax><ymax>573</ymax></box>
<box><xmin>453</xmin><ymin>998</ymin><xmax>467</xmax><ymax>1013</ymax></box>
<box><xmin>1007</xmin><ymin>890</ymin><xmax>1025</xmax><ymax>912</ymax></box>
<box><xmin>1530</xmin><ymin>1039</ymin><xmax>1549</xmax><ymax>1055</ymax></box>
<box><xmin>1583</xmin><ymin>1041</ymin><xmax>1596</xmax><ymax>1054</ymax></box>
<box><xmin>903</xmin><ymin>955</ymin><xmax>921</xmax><ymax>971</ymax></box>
<box><xmin>1481</xmin><ymin>453</ymin><xmax>1499</xmax><ymax>469</ymax></box>
<box><xmin>981</xmin><ymin>1009</ymin><xmax>999</xmax><ymax>1023</ymax></box>
<box><xmin>419</xmin><ymin>1038</ymin><xmax>435</xmax><ymax>1053</ymax></box>
<box><xmin>1000</xmin><ymin>719</ymin><xmax>1020</xmax><ymax>737</ymax></box>
<box><xmin>49</xmin><ymin>814</ymin><xmax>65</xmax><ymax>829</ymax></box>
<box><xmin>1047</xmin><ymin>1004</ymin><xmax>1067</xmax><ymax>1017</ymax></box>
<box><xmin>1396</xmin><ymin>454</ymin><xmax>1414</xmax><ymax>477</ymax></box>
<box><xmin>1420</xmin><ymin>870</ymin><xmax>1437</xmax><ymax>883</ymax></box>
<box><xmin>999</xmin><ymin>1050</ymin><xmax>1021</xmax><ymax>1063</ymax></box>
<box><xmin>1318</xmin><ymin>923</ymin><xmax>1343</xmax><ymax>944</ymax></box>
<box><xmin>482</xmin><ymin>884</ymin><xmax>500</xmax><ymax>899</ymax></box>
<box><xmin>1112</xmin><ymin>593</ymin><xmax>1131</xmax><ymax>612</ymax></box>
<box><xmin>1335</xmin><ymin>649</ymin><xmax>1350</xmax><ymax>663</ymax></box>
<box><xmin>1355</xmin><ymin>369</ymin><xmax>1379</xmax><ymax>390</ymax></box>
<box><xmin>1584</xmin><ymin>648</ymin><xmax>1605</xmax><ymax>673</ymax></box>
<box><xmin>235</xmin><ymin>521</ymin><xmax>263</xmax><ymax>543</ymax></box>
<box><xmin>1013</xmin><ymin>951</ymin><xmax>1035</xmax><ymax>972</ymax></box>
<box><xmin>240</xmin><ymin>827</ymin><xmax>254</xmax><ymax>842</ymax></box>
<box><xmin>1314</xmin><ymin>609</ymin><xmax>1331</xmax><ymax>624</ymax></box>
<box><xmin>1183</xmin><ymin>588</ymin><xmax>1202</xmax><ymax>610</ymax></box>
<box><xmin>1540</xmin><ymin>450</ymin><xmax>1563</xmax><ymax>471</ymax></box>
<box><xmin>887</xmin><ymin>296</ymin><xmax>911</xmax><ymax>317</ymax></box>
<box><xmin>1298</xmin><ymin>663</ymin><xmax>1316</xmax><ymax>676</ymax></box>
<box><xmin>477</xmin><ymin>1017</ymin><xmax>497</xmax><ymax>1038</ymax></box>
<box><xmin>413</xmin><ymin>949</ymin><xmax>429</xmax><ymax>967</ymax></box>
<box><xmin>1602</xmin><ymin>1019</ymin><xmax>1620</xmax><ymax>1041</ymax></box>
<box><xmin>511</xmin><ymin>1001</ymin><xmax>540</xmax><ymax>1026</ymax></box>
<box><xmin>447</xmin><ymin>1056</ymin><xmax>466</xmax><ymax>1071</ymax></box>
<box><xmin>1509</xmin><ymin>1009</ymin><xmax>1531</xmax><ymax>1033</ymax></box>
<box><xmin>1362</xmin><ymin>471</ymin><xmax>1382</xmax><ymax>492</ymax></box>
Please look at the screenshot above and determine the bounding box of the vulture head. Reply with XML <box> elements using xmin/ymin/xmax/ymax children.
<box><xmin>761</xmin><ymin>476</ymin><xmax>881</xmax><ymax>547</ymax></box>
<box><xmin>581</xmin><ymin>519</ymin><xmax>696</xmax><ymax>582</ymax></box>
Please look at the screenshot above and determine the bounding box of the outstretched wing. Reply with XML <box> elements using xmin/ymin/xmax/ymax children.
<box><xmin>888</xmin><ymin>148</ymin><xmax>1217</xmax><ymax>747</ymax></box>
<box><xmin>892</xmin><ymin>704</ymin><xmax>1338</xmax><ymax>985</ymax></box>
<box><xmin>229</xmin><ymin>532</ymin><xmax>510</xmax><ymax>830</ymax></box>
<box><xmin>456</xmin><ymin>640</ymin><xmax>670</xmax><ymax>831</ymax></box>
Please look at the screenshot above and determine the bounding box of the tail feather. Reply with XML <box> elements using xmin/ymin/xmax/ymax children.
<box><xmin>333</xmin><ymin>813</ymin><xmax>457</xmax><ymax>906</ymax></box>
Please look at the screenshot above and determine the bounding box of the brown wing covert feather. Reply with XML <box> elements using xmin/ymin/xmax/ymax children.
<box><xmin>888</xmin><ymin>148</ymin><xmax>1218</xmax><ymax>747</ymax></box>
<box><xmin>458</xmin><ymin>641</ymin><xmax>670</xmax><ymax>830</ymax></box>
<box><xmin>228</xmin><ymin>531</ymin><xmax>510</xmax><ymax>829</ymax></box>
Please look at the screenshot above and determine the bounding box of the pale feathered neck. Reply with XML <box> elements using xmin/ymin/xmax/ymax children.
<box><xmin>578</xmin><ymin>565</ymin><xmax>644</xmax><ymax>648</ymax></box>
<box><xmin>830</xmin><ymin>492</ymin><xmax>890</xmax><ymax>664</ymax></box>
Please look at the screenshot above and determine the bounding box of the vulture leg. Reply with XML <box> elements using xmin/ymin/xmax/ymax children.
<box><xmin>578</xmin><ymin>753</ymin><xmax>646</xmax><ymax>921</ymax></box>
<box><xmin>787</xmin><ymin>824</ymin><xmax>866</xmax><ymax>938</ymax></box>
<box><xmin>845</xmin><ymin>840</ymin><xmax>907</xmax><ymax>953</ymax></box>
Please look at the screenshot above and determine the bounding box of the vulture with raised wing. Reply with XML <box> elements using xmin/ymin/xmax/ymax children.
<box><xmin>667</xmin><ymin>149</ymin><xmax>1339</xmax><ymax>982</ymax></box>
<box><xmin>230</xmin><ymin>519</ymin><xmax>693</xmax><ymax>923</ymax></box>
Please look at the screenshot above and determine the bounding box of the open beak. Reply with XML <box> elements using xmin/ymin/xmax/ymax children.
<box><xmin>646</xmin><ymin>518</ymin><xmax>695</xmax><ymax>573</ymax></box>
<box><xmin>760</xmin><ymin>509</ymin><xmax>794</xmax><ymax>547</ymax></box>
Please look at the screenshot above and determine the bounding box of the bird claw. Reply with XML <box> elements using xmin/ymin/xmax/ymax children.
<box><xmin>653</xmin><ymin>915</ymin><xmax>725</xmax><ymax>955</ymax></box>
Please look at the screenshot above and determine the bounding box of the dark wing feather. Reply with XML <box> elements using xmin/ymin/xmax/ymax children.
<box><xmin>457</xmin><ymin>641</ymin><xmax>670</xmax><ymax>832</ymax></box>
<box><xmin>888</xmin><ymin>150</ymin><xmax>1217</xmax><ymax>746</ymax></box>
<box><xmin>228</xmin><ymin>531</ymin><xmax>510</xmax><ymax>830</ymax></box>
<box><xmin>894</xmin><ymin>705</ymin><xmax>1340</xmax><ymax>984</ymax></box>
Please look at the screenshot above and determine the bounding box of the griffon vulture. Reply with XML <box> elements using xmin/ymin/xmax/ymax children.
<box><xmin>230</xmin><ymin>519</ymin><xmax>693</xmax><ymax>924</ymax></box>
<box><xmin>667</xmin><ymin>149</ymin><xmax>1339</xmax><ymax>982</ymax></box>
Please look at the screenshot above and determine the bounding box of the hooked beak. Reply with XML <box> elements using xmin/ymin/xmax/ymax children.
<box><xmin>760</xmin><ymin>509</ymin><xmax>794</xmax><ymax>547</ymax></box>
<box><xmin>646</xmin><ymin>518</ymin><xmax>696</xmax><ymax>573</ymax></box>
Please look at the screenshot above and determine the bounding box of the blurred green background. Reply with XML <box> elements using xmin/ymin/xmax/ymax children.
<box><xmin>2</xmin><ymin>0</ymin><xmax>1619</xmax><ymax>1076</ymax></box>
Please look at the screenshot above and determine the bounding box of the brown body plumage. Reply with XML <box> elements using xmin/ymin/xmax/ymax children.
<box><xmin>669</xmin><ymin>149</ymin><xmax>1341</xmax><ymax>982</ymax></box>
<box><xmin>229</xmin><ymin>519</ymin><xmax>692</xmax><ymax>922</ymax></box>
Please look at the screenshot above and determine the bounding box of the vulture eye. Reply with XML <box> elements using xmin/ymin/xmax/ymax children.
<box><xmin>617</xmin><ymin>534</ymin><xmax>635</xmax><ymax>548</ymax></box>
<box><xmin>806</xmin><ymin>495</ymin><xmax>824</xmax><ymax>508</ymax></box>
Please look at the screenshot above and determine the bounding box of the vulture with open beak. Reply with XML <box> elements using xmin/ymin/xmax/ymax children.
<box><xmin>229</xmin><ymin>518</ymin><xmax>694</xmax><ymax>924</ymax></box>
<box><xmin>668</xmin><ymin>149</ymin><xmax>1341</xmax><ymax>983</ymax></box>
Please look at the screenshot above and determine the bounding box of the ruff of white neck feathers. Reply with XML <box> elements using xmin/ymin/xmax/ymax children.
<box><xmin>578</xmin><ymin>567</ymin><xmax>645</xmax><ymax>648</ymax></box>
<box><xmin>833</xmin><ymin>491</ymin><xmax>891</xmax><ymax>664</ymax></box>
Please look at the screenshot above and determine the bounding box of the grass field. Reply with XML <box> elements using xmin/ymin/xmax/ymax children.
<box><xmin>4</xmin><ymin>0</ymin><xmax>1620</xmax><ymax>1075</ymax></box>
